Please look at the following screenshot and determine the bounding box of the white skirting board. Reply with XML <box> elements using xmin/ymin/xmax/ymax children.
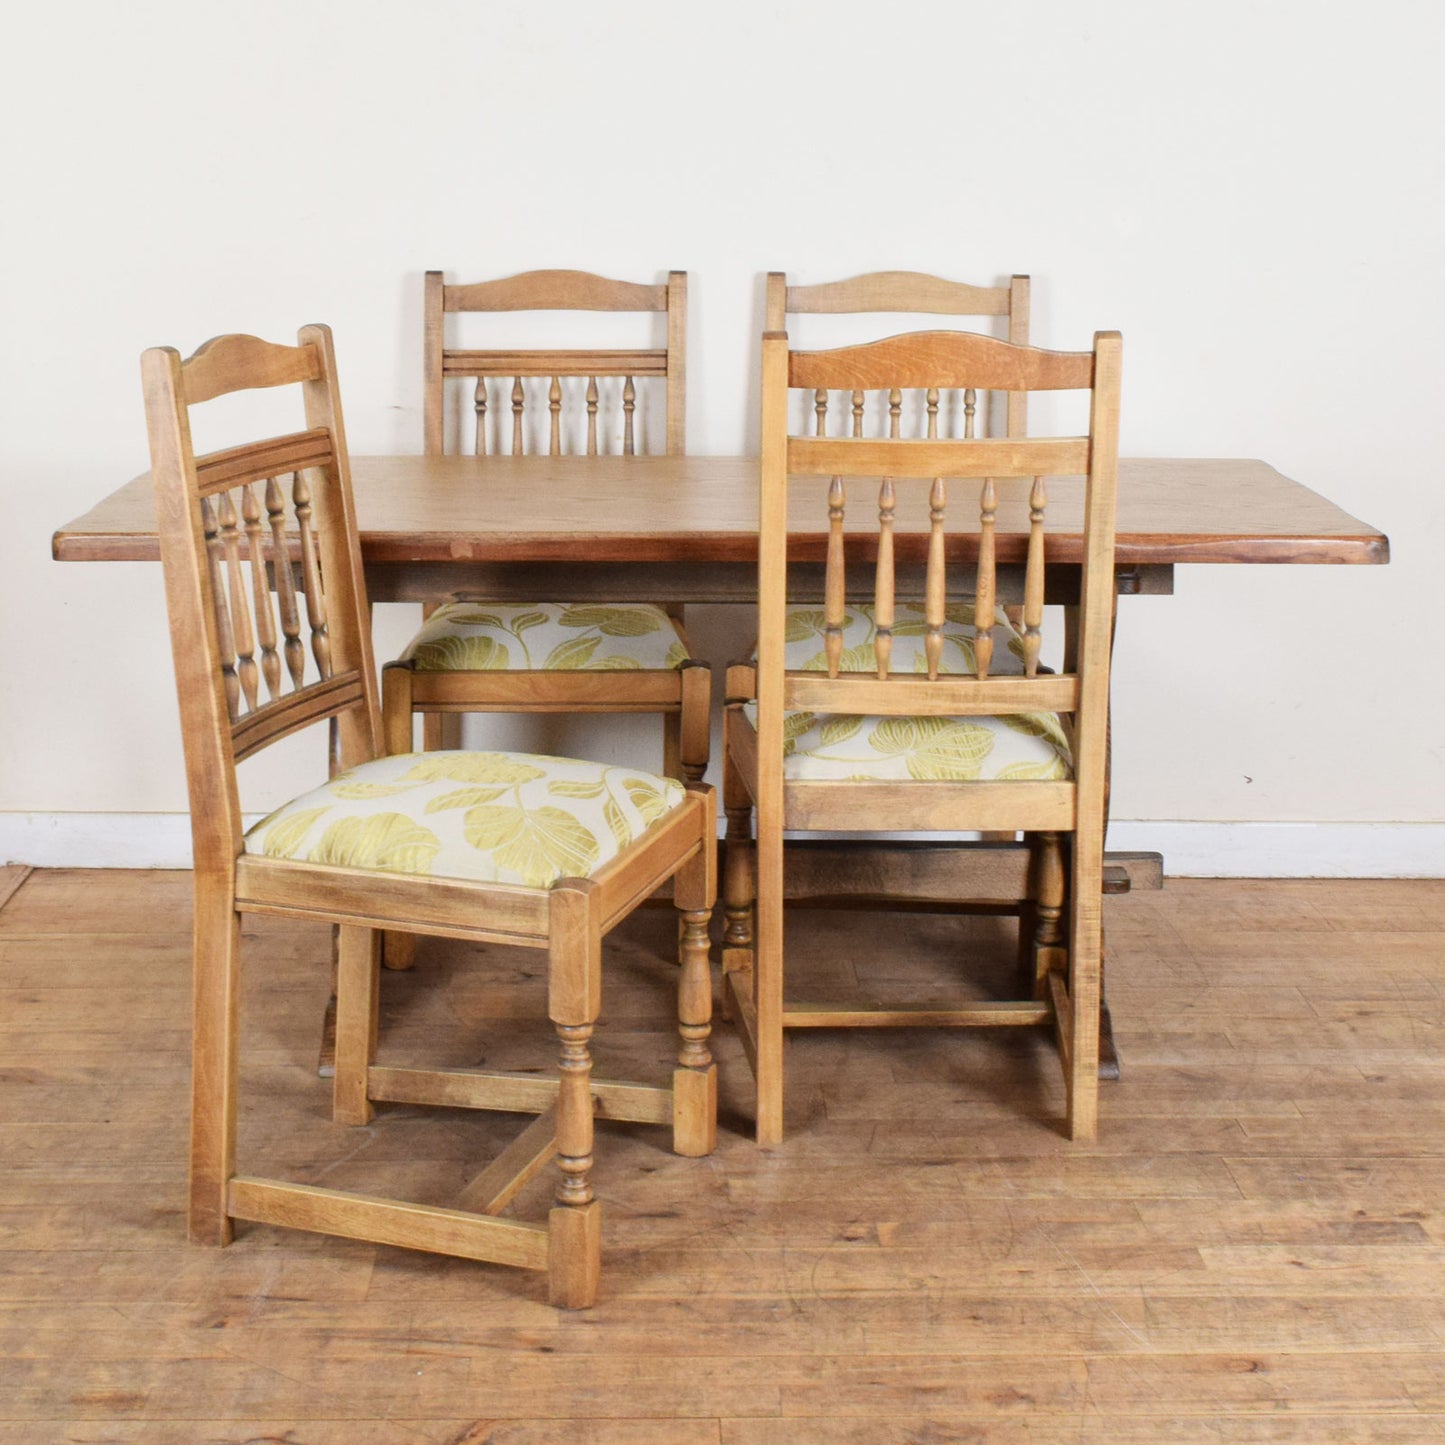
<box><xmin>0</xmin><ymin>813</ymin><xmax>266</xmax><ymax>870</ymax></box>
<box><xmin>1103</xmin><ymin>822</ymin><xmax>1443</xmax><ymax>879</ymax></box>
<box><xmin>0</xmin><ymin>813</ymin><xmax>1441</xmax><ymax>878</ymax></box>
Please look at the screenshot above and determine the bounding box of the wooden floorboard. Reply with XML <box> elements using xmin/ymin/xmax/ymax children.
<box><xmin>0</xmin><ymin>865</ymin><xmax>31</xmax><ymax>915</ymax></box>
<box><xmin>1</xmin><ymin>870</ymin><xmax>1444</xmax><ymax>1438</ymax></box>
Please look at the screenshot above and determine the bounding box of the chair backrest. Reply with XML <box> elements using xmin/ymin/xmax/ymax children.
<box><xmin>141</xmin><ymin>325</ymin><xmax>380</xmax><ymax>871</ymax></box>
<box><xmin>755</xmin><ymin>325</ymin><xmax>1121</xmax><ymax>792</ymax></box>
<box><xmin>765</xmin><ymin>271</ymin><xmax>1031</xmax><ymax>438</ymax></box>
<box><xmin>424</xmin><ymin>269</ymin><xmax>687</xmax><ymax>457</ymax></box>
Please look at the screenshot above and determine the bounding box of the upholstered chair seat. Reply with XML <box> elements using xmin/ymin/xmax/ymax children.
<box><xmin>245</xmin><ymin>750</ymin><xmax>686</xmax><ymax>889</ymax></box>
<box><xmin>400</xmin><ymin>603</ymin><xmax>691</xmax><ymax>674</ymax></box>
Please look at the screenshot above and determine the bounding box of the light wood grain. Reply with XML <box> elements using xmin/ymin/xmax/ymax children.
<box><xmin>782</xmin><ymin>671</ymin><xmax>1079</xmax><ymax>715</ymax></box>
<box><xmin>140</xmin><ymin>326</ymin><xmax>716</xmax><ymax>1306</ymax></box>
<box><xmin>455</xmin><ymin>1105</ymin><xmax>557</xmax><ymax>1213</ymax></box>
<box><xmin>789</xmin><ymin>329</ymin><xmax>1092</xmax><ymax>392</ymax></box>
<box><xmin>407</xmin><ymin>267</ymin><xmax>707</xmax><ymax>785</ymax></box>
<box><xmin>177</xmin><ymin>332</ymin><xmax>322</xmax><ymax>405</ymax></box>
<box><xmin>766</xmin><ymin>270</ymin><xmax>1032</xmax><ymax>437</ymax></box>
<box><xmin>54</xmin><ymin>454</ymin><xmax>1391</xmax><ymax>569</ymax></box>
<box><xmin>771</xmin><ymin>270</ymin><xmax>1018</xmax><ymax>319</ymax></box>
<box><xmin>424</xmin><ymin>268</ymin><xmax>685</xmax><ymax>459</ymax></box>
<box><xmin>789</xmin><ymin>434</ymin><xmax>1090</xmax><ymax>479</ymax></box>
<box><xmin>2</xmin><ymin>870</ymin><xmax>1444</xmax><ymax>1436</ymax></box>
<box><xmin>227</xmin><ymin>1177</ymin><xmax>550</xmax><ymax>1267</ymax></box>
<box><xmin>733</xmin><ymin>327</ymin><xmax>1121</xmax><ymax>1143</ymax></box>
<box><xmin>366</xmin><ymin>1065</ymin><xmax>674</xmax><ymax>1124</ymax></box>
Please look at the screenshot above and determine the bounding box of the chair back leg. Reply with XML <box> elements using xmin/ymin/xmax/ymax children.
<box><xmin>332</xmin><ymin>926</ymin><xmax>380</xmax><ymax>1126</ymax></box>
<box><xmin>188</xmin><ymin>874</ymin><xmax>242</xmax><ymax>1245</ymax></box>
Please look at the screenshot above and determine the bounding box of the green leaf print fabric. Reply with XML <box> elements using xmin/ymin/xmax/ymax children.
<box><xmin>400</xmin><ymin>603</ymin><xmax>691</xmax><ymax>672</ymax></box>
<box><xmin>749</xmin><ymin>603</ymin><xmax>1072</xmax><ymax>782</ymax></box>
<box><xmin>243</xmin><ymin>751</ymin><xmax>686</xmax><ymax>888</ymax></box>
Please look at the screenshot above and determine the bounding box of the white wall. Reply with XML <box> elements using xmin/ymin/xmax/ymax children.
<box><xmin>2</xmin><ymin>0</ymin><xmax>1441</xmax><ymax>874</ymax></box>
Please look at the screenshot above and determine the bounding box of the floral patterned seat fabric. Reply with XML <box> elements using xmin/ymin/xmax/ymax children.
<box><xmin>243</xmin><ymin>751</ymin><xmax>686</xmax><ymax>889</ymax></box>
<box><xmin>399</xmin><ymin>603</ymin><xmax>691</xmax><ymax>673</ymax></box>
<box><xmin>750</xmin><ymin>602</ymin><xmax>1073</xmax><ymax>783</ymax></box>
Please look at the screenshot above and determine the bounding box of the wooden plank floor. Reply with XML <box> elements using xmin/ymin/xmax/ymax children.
<box><xmin>2</xmin><ymin>870</ymin><xmax>1444</xmax><ymax>1442</ymax></box>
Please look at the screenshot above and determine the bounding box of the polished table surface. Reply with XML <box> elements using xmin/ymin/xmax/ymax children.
<box><xmin>54</xmin><ymin>455</ymin><xmax>1390</xmax><ymax>578</ymax></box>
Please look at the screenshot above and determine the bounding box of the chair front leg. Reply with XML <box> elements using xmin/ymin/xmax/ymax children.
<box><xmin>554</xmin><ymin>1022</ymin><xmax>597</xmax><ymax>1213</ymax></box>
<box><xmin>547</xmin><ymin>882</ymin><xmax>603</xmax><ymax>1309</ymax></box>
<box><xmin>548</xmin><ymin>1021</ymin><xmax>601</xmax><ymax>1310</ymax></box>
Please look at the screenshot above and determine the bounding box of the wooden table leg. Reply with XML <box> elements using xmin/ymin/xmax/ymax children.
<box><xmin>1074</xmin><ymin>583</ymin><xmax>1132</xmax><ymax>1083</ymax></box>
<box><xmin>1098</xmin><ymin>1000</ymin><xmax>1120</xmax><ymax>1080</ymax></box>
<box><xmin>317</xmin><ymin>993</ymin><xmax>337</xmax><ymax>1078</ymax></box>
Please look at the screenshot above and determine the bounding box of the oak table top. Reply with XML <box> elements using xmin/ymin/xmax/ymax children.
<box><xmin>53</xmin><ymin>455</ymin><xmax>1389</xmax><ymax>569</ymax></box>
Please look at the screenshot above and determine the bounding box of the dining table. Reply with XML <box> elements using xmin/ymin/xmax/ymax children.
<box><xmin>54</xmin><ymin>452</ymin><xmax>1388</xmax><ymax>585</ymax></box>
<box><xmin>53</xmin><ymin>452</ymin><xmax>1391</xmax><ymax>1077</ymax></box>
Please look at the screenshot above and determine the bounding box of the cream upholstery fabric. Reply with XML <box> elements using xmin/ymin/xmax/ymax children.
<box><xmin>750</xmin><ymin>602</ymin><xmax>1070</xmax><ymax>782</ymax></box>
<box><xmin>399</xmin><ymin>603</ymin><xmax>690</xmax><ymax>673</ymax></box>
<box><xmin>780</xmin><ymin>600</ymin><xmax>1025</xmax><ymax>676</ymax></box>
<box><xmin>243</xmin><ymin>751</ymin><xmax>686</xmax><ymax>888</ymax></box>
<box><xmin>776</xmin><ymin>711</ymin><xmax>1071</xmax><ymax>782</ymax></box>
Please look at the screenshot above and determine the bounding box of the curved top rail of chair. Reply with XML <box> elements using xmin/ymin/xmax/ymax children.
<box><xmin>439</xmin><ymin>269</ymin><xmax>672</xmax><ymax>313</ymax></box>
<box><xmin>176</xmin><ymin>333</ymin><xmax>324</xmax><ymax>405</ymax></box>
<box><xmin>780</xmin><ymin>270</ymin><xmax>1019</xmax><ymax>316</ymax></box>
<box><xmin>787</xmin><ymin>330</ymin><xmax>1106</xmax><ymax>393</ymax></box>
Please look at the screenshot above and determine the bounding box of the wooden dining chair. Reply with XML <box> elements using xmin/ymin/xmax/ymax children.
<box><xmin>142</xmin><ymin>324</ymin><xmax>717</xmax><ymax>1308</ymax></box>
<box><xmin>721</xmin><ymin>274</ymin><xmax>1040</xmax><ymax>1000</ymax></box>
<box><xmin>724</xmin><ymin>326</ymin><xmax>1121</xmax><ymax>1145</ymax></box>
<box><xmin>765</xmin><ymin>271</ymin><xmax>1031</xmax><ymax>438</ymax></box>
<box><xmin>755</xmin><ymin>270</ymin><xmax>1035</xmax><ymax>811</ymax></box>
<box><xmin>385</xmin><ymin>268</ymin><xmax>708</xmax><ymax>784</ymax></box>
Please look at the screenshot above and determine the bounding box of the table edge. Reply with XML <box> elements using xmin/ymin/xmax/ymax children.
<box><xmin>53</xmin><ymin>528</ymin><xmax>1392</xmax><ymax>567</ymax></box>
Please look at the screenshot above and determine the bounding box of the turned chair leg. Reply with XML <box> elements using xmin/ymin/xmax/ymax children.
<box><xmin>674</xmin><ymin>907</ymin><xmax>718</xmax><ymax>1157</ymax></box>
<box><xmin>673</xmin><ymin>784</ymin><xmax>718</xmax><ymax>1154</ymax></box>
<box><xmin>1031</xmin><ymin>831</ymin><xmax>1067</xmax><ymax>997</ymax></box>
<box><xmin>548</xmin><ymin>1018</ymin><xmax>602</xmax><ymax>1309</ymax></box>
<box><xmin>547</xmin><ymin>882</ymin><xmax>603</xmax><ymax>1309</ymax></box>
